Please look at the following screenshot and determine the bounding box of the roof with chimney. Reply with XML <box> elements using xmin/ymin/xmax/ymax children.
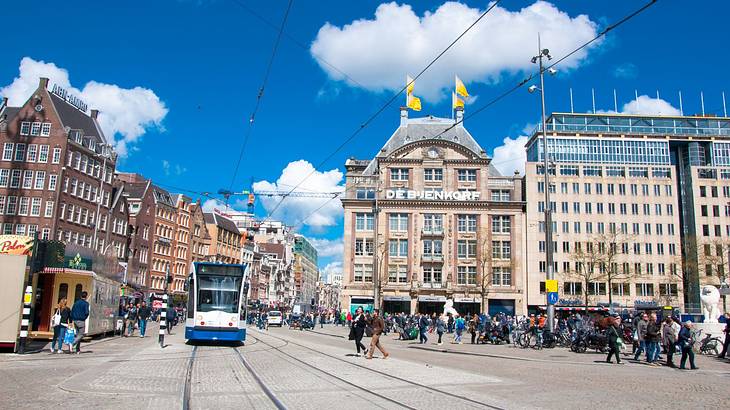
<box><xmin>203</xmin><ymin>212</ymin><xmax>240</xmax><ymax>234</ymax></box>
<box><xmin>47</xmin><ymin>93</ymin><xmax>108</xmax><ymax>145</ymax></box>
<box><xmin>362</xmin><ymin>109</ymin><xmax>500</xmax><ymax>176</ymax></box>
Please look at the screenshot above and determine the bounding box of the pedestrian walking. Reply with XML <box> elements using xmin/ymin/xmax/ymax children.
<box><xmin>126</xmin><ymin>304</ymin><xmax>139</xmax><ymax>336</ymax></box>
<box><xmin>346</xmin><ymin>311</ymin><xmax>353</xmax><ymax>327</ymax></box>
<box><xmin>418</xmin><ymin>313</ymin><xmax>430</xmax><ymax>344</ymax></box>
<box><xmin>167</xmin><ymin>307</ymin><xmax>176</xmax><ymax>334</ymax></box>
<box><xmin>662</xmin><ymin>316</ymin><xmax>677</xmax><ymax>368</ymax></box>
<box><xmin>138</xmin><ymin>301</ymin><xmax>151</xmax><ymax>337</ymax></box>
<box><xmin>718</xmin><ymin>312</ymin><xmax>730</xmax><ymax>359</ymax></box>
<box><xmin>447</xmin><ymin>313</ymin><xmax>454</xmax><ymax>333</ymax></box>
<box><xmin>454</xmin><ymin>314</ymin><xmax>465</xmax><ymax>344</ymax></box>
<box><xmin>469</xmin><ymin>315</ymin><xmax>478</xmax><ymax>344</ymax></box>
<box><xmin>50</xmin><ymin>298</ymin><xmax>71</xmax><ymax>354</ymax></box>
<box><xmin>352</xmin><ymin>307</ymin><xmax>368</xmax><ymax>356</ymax></box>
<box><xmin>605</xmin><ymin>314</ymin><xmax>622</xmax><ymax>364</ymax></box>
<box><xmin>633</xmin><ymin>313</ymin><xmax>648</xmax><ymax>361</ymax></box>
<box><xmin>70</xmin><ymin>291</ymin><xmax>90</xmax><ymax>354</ymax></box>
<box><xmin>435</xmin><ymin>315</ymin><xmax>445</xmax><ymax>345</ymax></box>
<box><xmin>645</xmin><ymin>313</ymin><xmax>660</xmax><ymax>365</ymax></box>
<box><xmin>678</xmin><ymin>321</ymin><xmax>699</xmax><ymax>370</ymax></box>
<box><xmin>366</xmin><ymin>309</ymin><xmax>389</xmax><ymax>359</ymax></box>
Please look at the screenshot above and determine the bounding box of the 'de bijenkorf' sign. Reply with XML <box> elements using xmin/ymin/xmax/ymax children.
<box><xmin>385</xmin><ymin>189</ymin><xmax>481</xmax><ymax>201</ymax></box>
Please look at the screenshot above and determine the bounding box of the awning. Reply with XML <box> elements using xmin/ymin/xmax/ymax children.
<box><xmin>418</xmin><ymin>295</ymin><xmax>447</xmax><ymax>302</ymax></box>
<box><xmin>383</xmin><ymin>296</ymin><xmax>411</xmax><ymax>302</ymax></box>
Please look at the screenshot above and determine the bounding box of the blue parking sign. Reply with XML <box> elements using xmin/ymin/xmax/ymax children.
<box><xmin>547</xmin><ymin>292</ymin><xmax>559</xmax><ymax>305</ymax></box>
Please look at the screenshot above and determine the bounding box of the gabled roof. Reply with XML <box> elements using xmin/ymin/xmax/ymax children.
<box><xmin>203</xmin><ymin>212</ymin><xmax>240</xmax><ymax>234</ymax></box>
<box><xmin>124</xmin><ymin>181</ymin><xmax>151</xmax><ymax>200</ymax></box>
<box><xmin>363</xmin><ymin>113</ymin><xmax>491</xmax><ymax>175</ymax></box>
<box><xmin>0</xmin><ymin>106</ymin><xmax>20</xmax><ymax>122</ymax></box>
<box><xmin>151</xmin><ymin>185</ymin><xmax>175</xmax><ymax>207</ymax></box>
<box><xmin>48</xmin><ymin>93</ymin><xmax>108</xmax><ymax>145</ymax></box>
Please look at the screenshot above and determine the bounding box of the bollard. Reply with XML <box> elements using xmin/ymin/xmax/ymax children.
<box><xmin>18</xmin><ymin>286</ymin><xmax>33</xmax><ymax>354</ymax></box>
<box><xmin>159</xmin><ymin>294</ymin><xmax>168</xmax><ymax>347</ymax></box>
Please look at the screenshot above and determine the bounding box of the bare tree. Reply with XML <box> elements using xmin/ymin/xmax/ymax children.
<box><xmin>567</xmin><ymin>239</ymin><xmax>605</xmax><ymax>309</ymax></box>
<box><xmin>596</xmin><ymin>231</ymin><xmax>636</xmax><ymax>307</ymax></box>
<box><xmin>478</xmin><ymin>237</ymin><xmax>492</xmax><ymax>314</ymax></box>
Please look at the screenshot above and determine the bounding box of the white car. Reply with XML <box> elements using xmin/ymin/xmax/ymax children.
<box><xmin>267</xmin><ymin>311</ymin><xmax>283</xmax><ymax>327</ymax></box>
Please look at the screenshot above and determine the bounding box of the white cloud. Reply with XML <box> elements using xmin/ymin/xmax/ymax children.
<box><xmin>162</xmin><ymin>159</ymin><xmax>186</xmax><ymax>176</ymax></box>
<box><xmin>619</xmin><ymin>95</ymin><xmax>680</xmax><ymax>116</ymax></box>
<box><xmin>321</xmin><ymin>261</ymin><xmax>343</xmax><ymax>283</ymax></box>
<box><xmin>311</xmin><ymin>1</ymin><xmax>599</xmax><ymax>100</ymax></box>
<box><xmin>492</xmin><ymin>135</ymin><xmax>529</xmax><ymax>176</ymax></box>
<box><xmin>613</xmin><ymin>62</ymin><xmax>638</xmax><ymax>79</ymax></box>
<box><xmin>201</xmin><ymin>198</ymin><xmax>229</xmax><ymax>213</ymax></box>
<box><xmin>253</xmin><ymin>160</ymin><xmax>345</xmax><ymax>227</ymax></box>
<box><xmin>0</xmin><ymin>57</ymin><xmax>168</xmax><ymax>157</ymax></box>
<box><xmin>309</xmin><ymin>237</ymin><xmax>344</xmax><ymax>259</ymax></box>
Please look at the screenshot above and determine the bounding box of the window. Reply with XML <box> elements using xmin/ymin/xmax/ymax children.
<box><xmin>355</xmin><ymin>213</ymin><xmax>374</xmax><ymax>231</ymax></box>
<box><xmin>659</xmin><ymin>283</ymin><xmax>678</xmax><ymax>297</ymax></box>
<box><xmin>457</xmin><ymin>214</ymin><xmax>477</xmax><ymax>233</ymax></box>
<box><xmin>457</xmin><ymin>266</ymin><xmax>477</xmax><ymax>285</ymax></box>
<box><xmin>492</xmin><ymin>215</ymin><xmax>511</xmax><ymax>234</ymax></box>
<box><xmin>40</xmin><ymin>122</ymin><xmax>51</xmax><ymax>136</ymax></box>
<box><xmin>422</xmin><ymin>240</ymin><xmax>443</xmax><ymax>257</ymax></box>
<box><xmin>22</xmin><ymin>170</ymin><xmax>33</xmax><ymax>189</ymax></box>
<box><xmin>44</xmin><ymin>200</ymin><xmax>54</xmax><ymax>218</ymax></box>
<box><xmin>492</xmin><ymin>266</ymin><xmax>511</xmax><ymax>286</ymax></box>
<box><xmin>20</xmin><ymin>122</ymin><xmax>30</xmax><ymax>135</ymax></box>
<box><xmin>26</xmin><ymin>145</ymin><xmax>38</xmax><ymax>162</ymax></box>
<box><xmin>457</xmin><ymin>169</ymin><xmax>477</xmax><ymax>182</ymax></box>
<box><xmin>587</xmin><ymin>282</ymin><xmax>607</xmax><ymax>295</ymax></box>
<box><xmin>424</xmin><ymin>168</ymin><xmax>443</xmax><ymax>181</ymax></box>
<box><xmin>611</xmin><ymin>283</ymin><xmax>630</xmax><ymax>296</ymax></box>
<box><xmin>354</xmin><ymin>238</ymin><xmax>374</xmax><ymax>256</ymax></box>
<box><xmin>563</xmin><ymin>282</ymin><xmax>582</xmax><ymax>295</ymax></box>
<box><xmin>38</xmin><ymin>145</ymin><xmax>49</xmax><ymax>163</ymax></box>
<box><xmin>457</xmin><ymin>240</ymin><xmax>476</xmax><ymax>258</ymax></box>
<box><xmin>15</xmin><ymin>224</ymin><xmax>26</xmax><ymax>235</ymax></box>
<box><xmin>34</xmin><ymin>171</ymin><xmax>45</xmax><ymax>190</ymax></box>
<box><xmin>0</xmin><ymin>196</ymin><xmax>4</xmax><ymax>214</ymax></box>
<box><xmin>390</xmin><ymin>168</ymin><xmax>409</xmax><ymax>181</ymax></box>
<box><xmin>0</xmin><ymin>169</ymin><xmax>8</xmax><ymax>187</ymax></box>
<box><xmin>492</xmin><ymin>240</ymin><xmax>511</xmax><ymax>259</ymax></box>
<box><xmin>2</xmin><ymin>143</ymin><xmax>13</xmax><ymax>161</ymax></box>
<box><xmin>389</xmin><ymin>213</ymin><xmax>408</xmax><ymax>231</ymax></box>
<box><xmin>388</xmin><ymin>265</ymin><xmax>408</xmax><ymax>283</ymax></box>
<box><xmin>29</xmin><ymin>197</ymin><xmax>41</xmax><ymax>216</ymax></box>
<box><xmin>14</xmin><ymin>143</ymin><xmax>26</xmax><ymax>162</ymax></box>
<box><xmin>6</xmin><ymin>196</ymin><xmax>17</xmax><ymax>215</ymax></box>
<box><xmin>18</xmin><ymin>197</ymin><xmax>29</xmax><ymax>216</ymax></box>
<box><xmin>9</xmin><ymin>170</ymin><xmax>20</xmax><ymax>188</ymax></box>
<box><xmin>423</xmin><ymin>266</ymin><xmax>442</xmax><ymax>284</ymax></box>
<box><xmin>355</xmin><ymin>188</ymin><xmax>375</xmax><ymax>199</ymax></box>
<box><xmin>48</xmin><ymin>174</ymin><xmax>58</xmax><ymax>191</ymax></box>
<box><xmin>389</xmin><ymin>239</ymin><xmax>408</xmax><ymax>257</ymax></box>
<box><xmin>52</xmin><ymin>148</ymin><xmax>61</xmax><ymax>164</ymax></box>
<box><xmin>491</xmin><ymin>190</ymin><xmax>510</xmax><ymax>201</ymax></box>
<box><xmin>353</xmin><ymin>263</ymin><xmax>373</xmax><ymax>282</ymax></box>
<box><xmin>636</xmin><ymin>283</ymin><xmax>654</xmax><ymax>297</ymax></box>
<box><xmin>423</xmin><ymin>214</ymin><xmax>443</xmax><ymax>233</ymax></box>
<box><xmin>30</xmin><ymin>122</ymin><xmax>41</xmax><ymax>136</ymax></box>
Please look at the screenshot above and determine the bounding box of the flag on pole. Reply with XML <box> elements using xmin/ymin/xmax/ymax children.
<box><xmin>406</xmin><ymin>74</ymin><xmax>422</xmax><ymax>111</ymax></box>
<box><xmin>455</xmin><ymin>75</ymin><xmax>469</xmax><ymax>98</ymax></box>
<box><xmin>452</xmin><ymin>92</ymin><xmax>464</xmax><ymax>109</ymax></box>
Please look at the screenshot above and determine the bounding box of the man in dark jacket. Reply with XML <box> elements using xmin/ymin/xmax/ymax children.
<box><xmin>605</xmin><ymin>314</ymin><xmax>622</xmax><ymax>364</ymax></box>
<box><xmin>418</xmin><ymin>313</ymin><xmax>430</xmax><ymax>344</ymax></box>
<box><xmin>645</xmin><ymin>313</ymin><xmax>660</xmax><ymax>365</ymax></box>
<box><xmin>366</xmin><ymin>309</ymin><xmax>389</xmax><ymax>359</ymax></box>
<box><xmin>718</xmin><ymin>312</ymin><xmax>730</xmax><ymax>359</ymax></box>
<box><xmin>138</xmin><ymin>301</ymin><xmax>152</xmax><ymax>338</ymax></box>
<box><xmin>633</xmin><ymin>313</ymin><xmax>648</xmax><ymax>361</ymax></box>
<box><xmin>679</xmin><ymin>321</ymin><xmax>699</xmax><ymax>370</ymax></box>
<box><xmin>70</xmin><ymin>292</ymin><xmax>90</xmax><ymax>354</ymax></box>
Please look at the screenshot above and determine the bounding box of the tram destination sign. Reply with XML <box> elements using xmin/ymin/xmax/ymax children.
<box><xmin>385</xmin><ymin>189</ymin><xmax>481</xmax><ymax>201</ymax></box>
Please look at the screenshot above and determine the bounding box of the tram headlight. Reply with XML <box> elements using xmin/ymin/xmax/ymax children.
<box><xmin>230</xmin><ymin>316</ymin><xmax>237</xmax><ymax>323</ymax></box>
<box><xmin>197</xmin><ymin>315</ymin><xmax>202</xmax><ymax>321</ymax></box>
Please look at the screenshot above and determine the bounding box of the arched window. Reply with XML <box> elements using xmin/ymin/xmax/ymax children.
<box><xmin>58</xmin><ymin>283</ymin><xmax>69</xmax><ymax>302</ymax></box>
<box><xmin>74</xmin><ymin>284</ymin><xmax>83</xmax><ymax>301</ymax></box>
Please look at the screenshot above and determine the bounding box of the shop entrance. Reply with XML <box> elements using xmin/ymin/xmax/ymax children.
<box><xmin>488</xmin><ymin>299</ymin><xmax>515</xmax><ymax>317</ymax></box>
<box><xmin>417</xmin><ymin>301</ymin><xmax>445</xmax><ymax>315</ymax></box>
<box><xmin>454</xmin><ymin>302</ymin><xmax>480</xmax><ymax>316</ymax></box>
<box><xmin>350</xmin><ymin>297</ymin><xmax>374</xmax><ymax>314</ymax></box>
<box><xmin>383</xmin><ymin>300</ymin><xmax>410</xmax><ymax>315</ymax></box>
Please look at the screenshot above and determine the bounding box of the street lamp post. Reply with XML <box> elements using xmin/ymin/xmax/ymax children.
<box><xmin>529</xmin><ymin>35</ymin><xmax>557</xmax><ymax>333</ymax></box>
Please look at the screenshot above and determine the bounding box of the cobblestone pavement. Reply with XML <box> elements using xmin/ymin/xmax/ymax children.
<box><xmin>1</xmin><ymin>323</ymin><xmax>728</xmax><ymax>409</ymax></box>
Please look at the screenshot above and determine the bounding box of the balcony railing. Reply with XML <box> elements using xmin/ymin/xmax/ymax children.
<box><xmin>421</xmin><ymin>254</ymin><xmax>444</xmax><ymax>262</ymax></box>
<box><xmin>421</xmin><ymin>228</ymin><xmax>444</xmax><ymax>236</ymax></box>
<box><xmin>422</xmin><ymin>282</ymin><xmax>443</xmax><ymax>289</ymax></box>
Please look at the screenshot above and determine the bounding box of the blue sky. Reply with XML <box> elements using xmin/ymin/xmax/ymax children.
<box><xmin>1</xmin><ymin>1</ymin><xmax>727</xmax><ymax>275</ymax></box>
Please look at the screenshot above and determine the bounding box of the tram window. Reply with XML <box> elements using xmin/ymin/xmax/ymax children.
<box><xmin>74</xmin><ymin>284</ymin><xmax>83</xmax><ymax>301</ymax></box>
<box><xmin>197</xmin><ymin>275</ymin><xmax>242</xmax><ymax>314</ymax></box>
<box><xmin>58</xmin><ymin>283</ymin><xmax>69</xmax><ymax>302</ymax></box>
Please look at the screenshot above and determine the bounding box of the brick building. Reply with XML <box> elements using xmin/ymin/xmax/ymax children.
<box><xmin>0</xmin><ymin>78</ymin><xmax>117</xmax><ymax>251</ymax></box>
<box><xmin>121</xmin><ymin>177</ymin><xmax>155</xmax><ymax>288</ymax></box>
<box><xmin>203</xmin><ymin>211</ymin><xmax>242</xmax><ymax>264</ymax></box>
<box><xmin>189</xmin><ymin>201</ymin><xmax>211</xmax><ymax>262</ymax></box>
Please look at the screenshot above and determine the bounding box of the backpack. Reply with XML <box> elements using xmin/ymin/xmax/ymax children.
<box><xmin>456</xmin><ymin>318</ymin><xmax>465</xmax><ymax>330</ymax></box>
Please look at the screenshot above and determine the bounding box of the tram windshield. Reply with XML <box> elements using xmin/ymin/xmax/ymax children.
<box><xmin>197</xmin><ymin>275</ymin><xmax>242</xmax><ymax>313</ymax></box>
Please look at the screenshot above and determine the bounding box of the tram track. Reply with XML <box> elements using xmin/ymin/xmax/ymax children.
<box><xmin>254</xmin><ymin>331</ymin><xmax>505</xmax><ymax>410</ymax></box>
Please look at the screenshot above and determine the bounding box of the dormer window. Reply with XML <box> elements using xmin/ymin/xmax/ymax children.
<box><xmin>40</xmin><ymin>123</ymin><xmax>51</xmax><ymax>136</ymax></box>
<box><xmin>30</xmin><ymin>122</ymin><xmax>41</xmax><ymax>136</ymax></box>
<box><xmin>75</xmin><ymin>132</ymin><xmax>82</xmax><ymax>144</ymax></box>
<box><xmin>89</xmin><ymin>140</ymin><xmax>96</xmax><ymax>151</ymax></box>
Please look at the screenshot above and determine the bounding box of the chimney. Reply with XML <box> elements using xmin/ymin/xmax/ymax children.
<box><xmin>39</xmin><ymin>77</ymin><xmax>49</xmax><ymax>89</ymax></box>
<box><xmin>90</xmin><ymin>109</ymin><xmax>99</xmax><ymax>119</ymax></box>
<box><xmin>455</xmin><ymin>106</ymin><xmax>464</xmax><ymax>124</ymax></box>
<box><xmin>400</xmin><ymin>106</ymin><xmax>408</xmax><ymax>126</ymax></box>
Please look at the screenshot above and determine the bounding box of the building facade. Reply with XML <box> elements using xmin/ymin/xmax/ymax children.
<box><xmin>524</xmin><ymin>112</ymin><xmax>730</xmax><ymax>314</ymax></box>
<box><xmin>171</xmin><ymin>194</ymin><xmax>193</xmax><ymax>294</ymax></box>
<box><xmin>189</xmin><ymin>201</ymin><xmax>211</xmax><ymax>262</ymax></box>
<box><xmin>122</xmin><ymin>178</ymin><xmax>155</xmax><ymax>288</ymax></box>
<box><xmin>342</xmin><ymin>108</ymin><xmax>526</xmax><ymax>316</ymax></box>
<box><xmin>293</xmin><ymin>235</ymin><xmax>318</xmax><ymax>304</ymax></box>
<box><xmin>203</xmin><ymin>211</ymin><xmax>242</xmax><ymax>264</ymax></box>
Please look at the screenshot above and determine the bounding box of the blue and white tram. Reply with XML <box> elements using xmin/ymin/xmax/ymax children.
<box><xmin>185</xmin><ymin>262</ymin><xmax>248</xmax><ymax>342</ymax></box>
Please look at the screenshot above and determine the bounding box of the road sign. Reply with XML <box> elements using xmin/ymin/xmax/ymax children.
<box><xmin>547</xmin><ymin>292</ymin><xmax>559</xmax><ymax>305</ymax></box>
<box><xmin>545</xmin><ymin>279</ymin><xmax>558</xmax><ymax>293</ymax></box>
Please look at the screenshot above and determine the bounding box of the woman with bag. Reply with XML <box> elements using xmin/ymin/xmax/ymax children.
<box><xmin>352</xmin><ymin>307</ymin><xmax>368</xmax><ymax>357</ymax></box>
<box><xmin>50</xmin><ymin>298</ymin><xmax>71</xmax><ymax>354</ymax></box>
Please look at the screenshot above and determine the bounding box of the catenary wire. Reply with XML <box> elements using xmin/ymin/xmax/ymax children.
<box><xmin>228</xmin><ymin>0</ymin><xmax>295</xmax><ymax>191</ymax></box>
<box><xmin>285</xmin><ymin>0</ymin><xmax>659</xmax><ymax>229</ymax></box>
<box><xmin>259</xmin><ymin>0</ymin><xmax>503</xmax><ymax>224</ymax></box>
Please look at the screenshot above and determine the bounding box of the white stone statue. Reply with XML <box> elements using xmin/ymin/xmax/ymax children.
<box><xmin>443</xmin><ymin>299</ymin><xmax>459</xmax><ymax>317</ymax></box>
<box><xmin>700</xmin><ymin>285</ymin><xmax>722</xmax><ymax>323</ymax></box>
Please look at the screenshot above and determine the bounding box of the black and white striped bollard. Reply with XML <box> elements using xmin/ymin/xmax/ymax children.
<box><xmin>159</xmin><ymin>294</ymin><xmax>168</xmax><ymax>347</ymax></box>
<box><xmin>18</xmin><ymin>285</ymin><xmax>32</xmax><ymax>354</ymax></box>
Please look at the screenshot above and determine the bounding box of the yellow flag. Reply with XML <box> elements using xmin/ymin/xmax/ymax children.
<box><xmin>407</xmin><ymin>93</ymin><xmax>422</xmax><ymax>111</ymax></box>
<box><xmin>455</xmin><ymin>75</ymin><xmax>469</xmax><ymax>98</ymax></box>
<box><xmin>452</xmin><ymin>92</ymin><xmax>464</xmax><ymax>109</ymax></box>
<box><xmin>406</xmin><ymin>75</ymin><xmax>415</xmax><ymax>95</ymax></box>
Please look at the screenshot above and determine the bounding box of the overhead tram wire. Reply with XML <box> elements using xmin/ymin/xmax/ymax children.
<box><xmin>284</xmin><ymin>0</ymin><xmax>660</xmax><ymax>230</ymax></box>
<box><xmin>228</xmin><ymin>0</ymin><xmax>295</xmax><ymax>191</ymax></box>
<box><xmin>259</xmin><ymin>0</ymin><xmax>504</xmax><ymax>224</ymax></box>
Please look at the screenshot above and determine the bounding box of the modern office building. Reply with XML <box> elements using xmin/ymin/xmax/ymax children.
<box><xmin>524</xmin><ymin>112</ymin><xmax>730</xmax><ymax>314</ymax></box>
<box><xmin>293</xmin><ymin>234</ymin><xmax>318</xmax><ymax>304</ymax></box>
<box><xmin>341</xmin><ymin>108</ymin><xmax>526</xmax><ymax>316</ymax></box>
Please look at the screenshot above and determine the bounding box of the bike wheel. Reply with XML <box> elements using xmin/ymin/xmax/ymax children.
<box><xmin>575</xmin><ymin>340</ymin><xmax>587</xmax><ymax>353</ymax></box>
